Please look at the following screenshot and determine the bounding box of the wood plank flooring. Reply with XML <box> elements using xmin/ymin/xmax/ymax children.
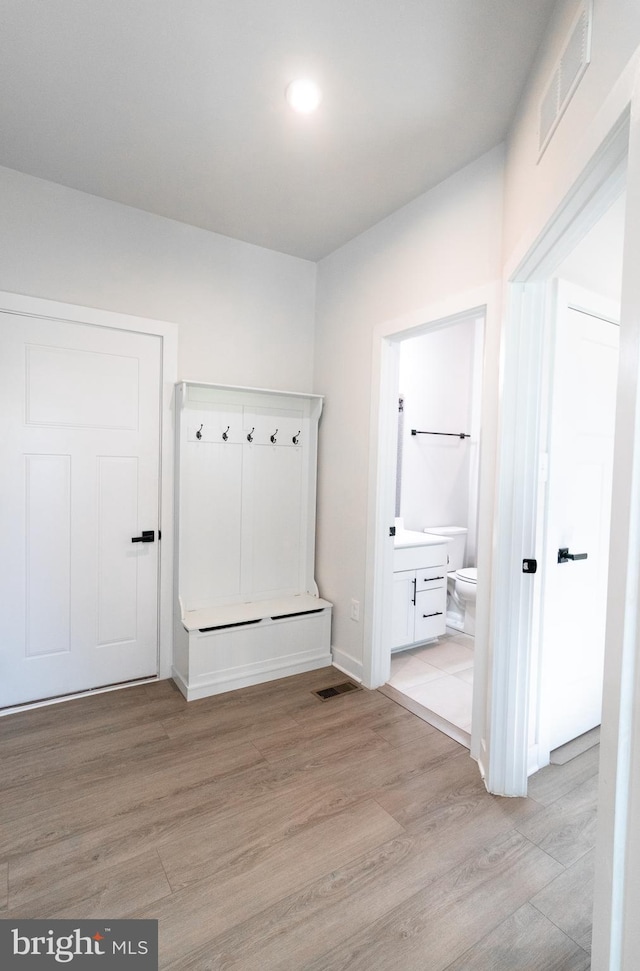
<box><xmin>0</xmin><ymin>668</ymin><xmax>597</xmax><ymax>970</ymax></box>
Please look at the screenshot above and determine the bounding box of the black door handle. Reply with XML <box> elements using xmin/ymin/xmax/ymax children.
<box><xmin>132</xmin><ymin>530</ymin><xmax>155</xmax><ymax>544</ymax></box>
<box><xmin>558</xmin><ymin>547</ymin><xmax>587</xmax><ymax>563</ymax></box>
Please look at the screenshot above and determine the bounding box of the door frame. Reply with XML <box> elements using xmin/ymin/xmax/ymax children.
<box><xmin>491</xmin><ymin>63</ymin><xmax>640</xmax><ymax>966</ymax></box>
<box><xmin>0</xmin><ymin>290</ymin><xmax>178</xmax><ymax>695</ymax></box>
<box><xmin>489</xmin><ymin>115</ymin><xmax>628</xmax><ymax>791</ymax></box>
<box><xmin>365</xmin><ymin>282</ymin><xmax>501</xmax><ymax>772</ymax></box>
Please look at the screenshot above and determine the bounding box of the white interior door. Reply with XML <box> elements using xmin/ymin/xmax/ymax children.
<box><xmin>541</xmin><ymin>282</ymin><xmax>619</xmax><ymax>752</ymax></box>
<box><xmin>0</xmin><ymin>314</ymin><xmax>162</xmax><ymax>707</ymax></box>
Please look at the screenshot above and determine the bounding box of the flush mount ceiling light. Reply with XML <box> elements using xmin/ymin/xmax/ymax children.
<box><xmin>285</xmin><ymin>78</ymin><xmax>322</xmax><ymax>114</ymax></box>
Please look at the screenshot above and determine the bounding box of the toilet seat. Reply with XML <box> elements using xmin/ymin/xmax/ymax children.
<box><xmin>455</xmin><ymin>567</ymin><xmax>477</xmax><ymax>584</ymax></box>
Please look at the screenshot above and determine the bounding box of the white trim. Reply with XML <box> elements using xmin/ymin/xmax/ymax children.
<box><xmin>331</xmin><ymin>649</ymin><xmax>364</xmax><ymax>683</ymax></box>
<box><xmin>177</xmin><ymin>379</ymin><xmax>324</xmax><ymax>401</ymax></box>
<box><xmin>594</xmin><ymin>65</ymin><xmax>640</xmax><ymax>971</ymax></box>
<box><xmin>0</xmin><ymin>289</ymin><xmax>178</xmax><ymax>687</ymax></box>
<box><xmin>489</xmin><ymin>279</ymin><xmax>552</xmax><ymax>794</ymax></box>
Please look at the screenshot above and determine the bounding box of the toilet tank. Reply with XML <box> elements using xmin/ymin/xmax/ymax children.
<box><xmin>423</xmin><ymin>526</ymin><xmax>468</xmax><ymax>571</ymax></box>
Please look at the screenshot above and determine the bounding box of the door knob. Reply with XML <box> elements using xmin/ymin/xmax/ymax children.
<box><xmin>132</xmin><ymin>530</ymin><xmax>155</xmax><ymax>544</ymax></box>
<box><xmin>558</xmin><ymin>547</ymin><xmax>587</xmax><ymax>563</ymax></box>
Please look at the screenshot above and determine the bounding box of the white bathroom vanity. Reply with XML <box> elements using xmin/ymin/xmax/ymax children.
<box><xmin>391</xmin><ymin>529</ymin><xmax>449</xmax><ymax>650</ymax></box>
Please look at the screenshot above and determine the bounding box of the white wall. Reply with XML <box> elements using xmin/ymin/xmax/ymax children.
<box><xmin>0</xmin><ymin>165</ymin><xmax>316</xmax><ymax>391</ymax></box>
<box><xmin>504</xmin><ymin>0</ymin><xmax>640</xmax><ymax>268</ymax></box>
<box><xmin>313</xmin><ymin>146</ymin><xmax>504</xmax><ymax>677</ymax></box>
<box><xmin>398</xmin><ymin>318</ymin><xmax>479</xmax><ymax>552</ymax></box>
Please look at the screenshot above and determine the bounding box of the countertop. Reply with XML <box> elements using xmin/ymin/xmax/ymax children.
<box><xmin>393</xmin><ymin>528</ymin><xmax>450</xmax><ymax>550</ymax></box>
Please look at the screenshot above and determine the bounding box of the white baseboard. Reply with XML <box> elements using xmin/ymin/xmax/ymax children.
<box><xmin>477</xmin><ymin>737</ymin><xmax>489</xmax><ymax>783</ymax></box>
<box><xmin>171</xmin><ymin>668</ymin><xmax>190</xmax><ymax>700</ymax></box>
<box><xmin>331</xmin><ymin>648</ymin><xmax>363</xmax><ymax>683</ymax></box>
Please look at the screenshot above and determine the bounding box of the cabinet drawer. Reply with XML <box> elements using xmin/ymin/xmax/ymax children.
<box><xmin>393</xmin><ymin>542</ymin><xmax>447</xmax><ymax>572</ymax></box>
<box><xmin>414</xmin><ymin>588</ymin><xmax>446</xmax><ymax>642</ymax></box>
<box><xmin>416</xmin><ymin>569</ymin><xmax>447</xmax><ymax>592</ymax></box>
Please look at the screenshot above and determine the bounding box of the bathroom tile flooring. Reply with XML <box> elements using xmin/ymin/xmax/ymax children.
<box><xmin>385</xmin><ymin>630</ymin><xmax>474</xmax><ymax>742</ymax></box>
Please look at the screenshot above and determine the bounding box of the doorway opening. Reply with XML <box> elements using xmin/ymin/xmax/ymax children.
<box><xmin>377</xmin><ymin>310</ymin><xmax>485</xmax><ymax>748</ymax></box>
<box><xmin>486</xmin><ymin>112</ymin><xmax>629</xmax><ymax>799</ymax></box>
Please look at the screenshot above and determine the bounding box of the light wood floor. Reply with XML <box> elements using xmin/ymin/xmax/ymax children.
<box><xmin>0</xmin><ymin>668</ymin><xmax>597</xmax><ymax>970</ymax></box>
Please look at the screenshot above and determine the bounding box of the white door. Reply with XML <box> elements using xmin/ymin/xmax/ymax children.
<box><xmin>0</xmin><ymin>314</ymin><xmax>162</xmax><ymax>707</ymax></box>
<box><xmin>541</xmin><ymin>283</ymin><xmax>619</xmax><ymax>752</ymax></box>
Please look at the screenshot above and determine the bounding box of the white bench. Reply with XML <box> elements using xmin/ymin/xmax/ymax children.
<box><xmin>173</xmin><ymin>594</ymin><xmax>332</xmax><ymax>701</ymax></box>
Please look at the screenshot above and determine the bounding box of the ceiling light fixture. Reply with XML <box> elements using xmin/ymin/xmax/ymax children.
<box><xmin>285</xmin><ymin>78</ymin><xmax>322</xmax><ymax>114</ymax></box>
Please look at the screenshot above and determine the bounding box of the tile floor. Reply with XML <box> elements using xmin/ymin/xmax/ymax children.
<box><xmin>387</xmin><ymin>630</ymin><xmax>474</xmax><ymax>735</ymax></box>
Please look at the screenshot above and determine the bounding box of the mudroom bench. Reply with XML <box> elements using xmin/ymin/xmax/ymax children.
<box><xmin>172</xmin><ymin>382</ymin><xmax>333</xmax><ymax>701</ymax></box>
<box><xmin>174</xmin><ymin>593</ymin><xmax>332</xmax><ymax>701</ymax></box>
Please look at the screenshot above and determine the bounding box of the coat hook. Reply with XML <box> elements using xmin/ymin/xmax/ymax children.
<box><xmin>270</xmin><ymin>429</ymin><xmax>278</xmax><ymax>444</ymax></box>
<box><xmin>292</xmin><ymin>430</ymin><xmax>301</xmax><ymax>444</ymax></box>
<box><xmin>196</xmin><ymin>424</ymin><xmax>203</xmax><ymax>440</ymax></box>
<box><xmin>247</xmin><ymin>427</ymin><xmax>254</xmax><ymax>443</ymax></box>
<box><xmin>222</xmin><ymin>426</ymin><xmax>230</xmax><ymax>441</ymax></box>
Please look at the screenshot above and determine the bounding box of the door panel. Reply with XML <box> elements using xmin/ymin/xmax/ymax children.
<box><xmin>0</xmin><ymin>314</ymin><xmax>162</xmax><ymax>707</ymax></box>
<box><xmin>391</xmin><ymin>571</ymin><xmax>415</xmax><ymax>649</ymax></box>
<box><xmin>25</xmin><ymin>453</ymin><xmax>72</xmax><ymax>657</ymax></box>
<box><xmin>97</xmin><ymin>456</ymin><xmax>139</xmax><ymax>645</ymax></box>
<box><xmin>25</xmin><ymin>343</ymin><xmax>140</xmax><ymax>429</ymax></box>
<box><xmin>542</xmin><ymin>286</ymin><xmax>619</xmax><ymax>751</ymax></box>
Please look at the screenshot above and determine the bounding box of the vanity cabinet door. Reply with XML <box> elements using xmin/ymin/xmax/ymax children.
<box><xmin>391</xmin><ymin>570</ymin><xmax>416</xmax><ymax>648</ymax></box>
<box><xmin>414</xmin><ymin>588</ymin><xmax>447</xmax><ymax>641</ymax></box>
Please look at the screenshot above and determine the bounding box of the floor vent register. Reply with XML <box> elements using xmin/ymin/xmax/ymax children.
<box><xmin>312</xmin><ymin>681</ymin><xmax>362</xmax><ymax>701</ymax></box>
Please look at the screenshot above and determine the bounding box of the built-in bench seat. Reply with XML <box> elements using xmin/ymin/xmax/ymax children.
<box><xmin>174</xmin><ymin>593</ymin><xmax>333</xmax><ymax>700</ymax></box>
<box><xmin>182</xmin><ymin>593</ymin><xmax>332</xmax><ymax>632</ymax></box>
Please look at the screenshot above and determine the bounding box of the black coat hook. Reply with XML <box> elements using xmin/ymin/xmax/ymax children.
<box><xmin>222</xmin><ymin>426</ymin><xmax>229</xmax><ymax>441</ymax></box>
<box><xmin>292</xmin><ymin>430</ymin><xmax>301</xmax><ymax>444</ymax></box>
<box><xmin>196</xmin><ymin>424</ymin><xmax>203</xmax><ymax>440</ymax></box>
<box><xmin>247</xmin><ymin>427</ymin><xmax>254</xmax><ymax>443</ymax></box>
<box><xmin>270</xmin><ymin>429</ymin><xmax>278</xmax><ymax>444</ymax></box>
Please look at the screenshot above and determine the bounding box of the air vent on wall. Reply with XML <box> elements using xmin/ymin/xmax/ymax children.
<box><xmin>538</xmin><ymin>1</ymin><xmax>592</xmax><ymax>158</ymax></box>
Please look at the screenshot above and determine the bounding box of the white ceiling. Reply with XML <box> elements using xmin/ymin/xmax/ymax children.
<box><xmin>0</xmin><ymin>0</ymin><xmax>557</xmax><ymax>261</ymax></box>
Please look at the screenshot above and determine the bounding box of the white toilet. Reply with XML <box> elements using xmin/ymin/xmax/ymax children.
<box><xmin>423</xmin><ymin>526</ymin><xmax>476</xmax><ymax>635</ymax></box>
<box><xmin>453</xmin><ymin>567</ymin><xmax>477</xmax><ymax>636</ymax></box>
